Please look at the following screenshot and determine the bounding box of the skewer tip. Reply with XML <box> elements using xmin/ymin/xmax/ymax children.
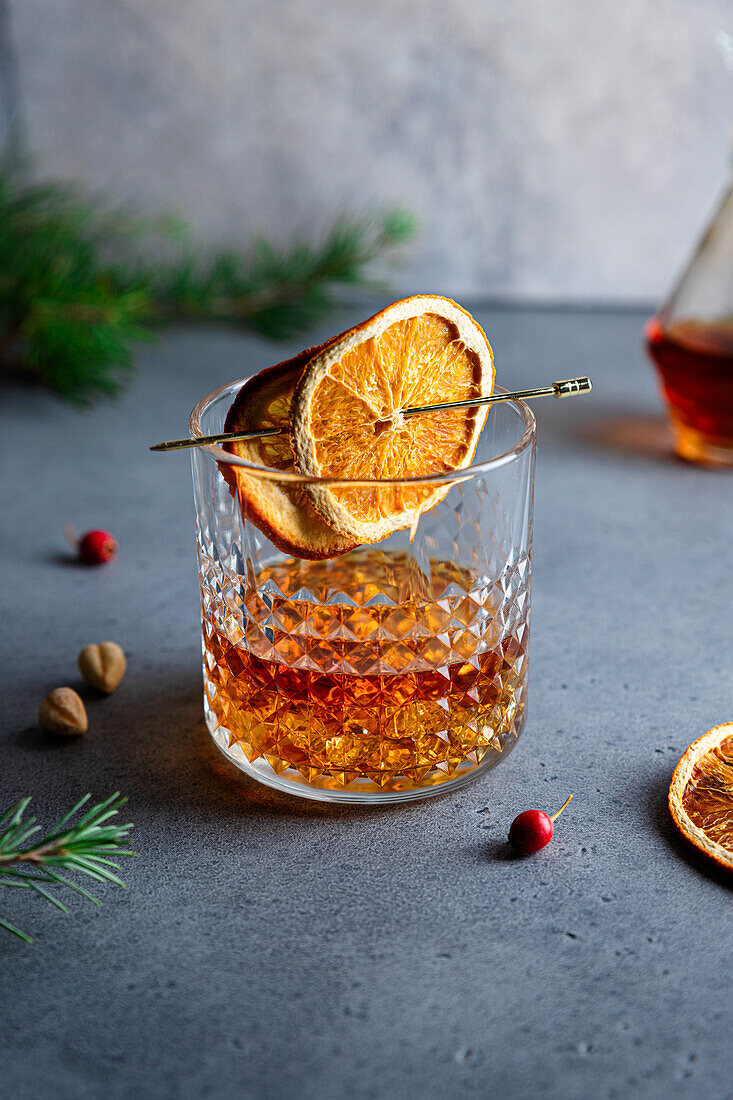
<box><xmin>553</xmin><ymin>377</ymin><xmax>592</xmax><ymax>398</ymax></box>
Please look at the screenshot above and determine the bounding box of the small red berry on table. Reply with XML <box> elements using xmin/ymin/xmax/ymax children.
<box><xmin>65</xmin><ymin>524</ymin><xmax>118</xmax><ymax>565</ymax></box>
<box><xmin>508</xmin><ymin>794</ymin><xmax>573</xmax><ymax>855</ymax></box>
<box><xmin>79</xmin><ymin>530</ymin><xmax>117</xmax><ymax>564</ymax></box>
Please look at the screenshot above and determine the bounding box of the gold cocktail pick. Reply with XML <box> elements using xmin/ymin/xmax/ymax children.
<box><xmin>150</xmin><ymin>376</ymin><xmax>592</xmax><ymax>452</ymax></box>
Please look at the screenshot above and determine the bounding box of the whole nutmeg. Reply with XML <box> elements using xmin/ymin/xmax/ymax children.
<box><xmin>78</xmin><ymin>642</ymin><xmax>126</xmax><ymax>694</ymax></box>
<box><xmin>38</xmin><ymin>687</ymin><xmax>88</xmax><ymax>735</ymax></box>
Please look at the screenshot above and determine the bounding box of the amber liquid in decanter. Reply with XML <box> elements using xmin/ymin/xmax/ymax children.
<box><xmin>646</xmin><ymin>317</ymin><xmax>733</xmax><ymax>458</ymax></box>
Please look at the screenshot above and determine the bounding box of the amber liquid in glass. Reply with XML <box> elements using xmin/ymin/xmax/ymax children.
<box><xmin>202</xmin><ymin>551</ymin><xmax>528</xmax><ymax>791</ymax></box>
<box><xmin>645</xmin><ymin>318</ymin><xmax>733</xmax><ymax>461</ymax></box>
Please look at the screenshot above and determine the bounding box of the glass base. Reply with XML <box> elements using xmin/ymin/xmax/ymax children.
<box><xmin>206</xmin><ymin>703</ymin><xmax>525</xmax><ymax>805</ymax></box>
<box><xmin>671</xmin><ymin>418</ymin><xmax>733</xmax><ymax>468</ymax></box>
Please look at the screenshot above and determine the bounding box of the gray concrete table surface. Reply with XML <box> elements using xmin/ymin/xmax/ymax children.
<box><xmin>1</xmin><ymin>306</ymin><xmax>731</xmax><ymax>1100</ymax></box>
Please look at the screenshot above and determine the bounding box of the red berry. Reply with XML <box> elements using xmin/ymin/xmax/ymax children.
<box><xmin>78</xmin><ymin>529</ymin><xmax>117</xmax><ymax>565</ymax></box>
<box><xmin>509</xmin><ymin>809</ymin><xmax>554</xmax><ymax>854</ymax></box>
<box><xmin>508</xmin><ymin>795</ymin><xmax>573</xmax><ymax>856</ymax></box>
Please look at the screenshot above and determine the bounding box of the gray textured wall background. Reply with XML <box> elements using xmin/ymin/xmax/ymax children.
<box><xmin>6</xmin><ymin>0</ymin><xmax>733</xmax><ymax>302</ymax></box>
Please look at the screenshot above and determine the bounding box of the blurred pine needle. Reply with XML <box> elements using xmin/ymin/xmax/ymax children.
<box><xmin>0</xmin><ymin>165</ymin><xmax>417</xmax><ymax>403</ymax></box>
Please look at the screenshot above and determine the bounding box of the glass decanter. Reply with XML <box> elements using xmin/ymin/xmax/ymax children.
<box><xmin>646</xmin><ymin>180</ymin><xmax>733</xmax><ymax>467</ymax></box>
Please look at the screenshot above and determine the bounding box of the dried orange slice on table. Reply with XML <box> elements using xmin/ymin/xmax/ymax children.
<box><xmin>669</xmin><ymin>723</ymin><xmax>733</xmax><ymax>873</ymax></box>
<box><xmin>290</xmin><ymin>295</ymin><xmax>495</xmax><ymax>544</ymax></box>
<box><xmin>223</xmin><ymin>344</ymin><xmax>358</xmax><ymax>560</ymax></box>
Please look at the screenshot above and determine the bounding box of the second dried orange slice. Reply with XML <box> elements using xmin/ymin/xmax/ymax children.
<box><xmin>669</xmin><ymin>723</ymin><xmax>733</xmax><ymax>873</ymax></box>
<box><xmin>223</xmin><ymin>346</ymin><xmax>358</xmax><ymax>560</ymax></box>
<box><xmin>290</xmin><ymin>296</ymin><xmax>495</xmax><ymax>544</ymax></box>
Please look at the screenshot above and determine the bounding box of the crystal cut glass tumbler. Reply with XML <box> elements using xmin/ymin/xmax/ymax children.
<box><xmin>190</xmin><ymin>381</ymin><xmax>536</xmax><ymax>804</ymax></box>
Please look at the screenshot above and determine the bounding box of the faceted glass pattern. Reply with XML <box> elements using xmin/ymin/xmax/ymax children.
<box><xmin>191</xmin><ymin>382</ymin><xmax>535</xmax><ymax>804</ymax></box>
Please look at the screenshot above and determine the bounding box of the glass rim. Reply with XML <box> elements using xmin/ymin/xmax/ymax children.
<box><xmin>189</xmin><ymin>378</ymin><xmax>536</xmax><ymax>488</ymax></box>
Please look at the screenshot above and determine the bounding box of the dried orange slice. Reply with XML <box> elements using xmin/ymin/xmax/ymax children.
<box><xmin>223</xmin><ymin>345</ymin><xmax>358</xmax><ymax>560</ymax></box>
<box><xmin>290</xmin><ymin>296</ymin><xmax>494</xmax><ymax>543</ymax></box>
<box><xmin>669</xmin><ymin>723</ymin><xmax>733</xmax><ymax>873</ymax></box>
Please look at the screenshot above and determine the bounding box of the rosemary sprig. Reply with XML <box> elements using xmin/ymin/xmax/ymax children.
<box><xmin>0</xmin><ymin>792</ymin><xmax>136</xmax><ymax>943</ymax></box>
<box><xmin>0</xmin><ymin>163</ymin><xmax>417</xmax><ymax>403</ymax></box>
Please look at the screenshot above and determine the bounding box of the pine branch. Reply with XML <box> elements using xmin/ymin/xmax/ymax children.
<box><xmin>0</xmin><ymin>164</ymin><xmax>417</xmax><ymax>403</ymax></box>
<box><xmin>145</xmin><ymin>209</ymin><xmax>419</xmax><ymax>340</ymax></box>
<box><xmin>0</xmin><ymin>792</ymin><xmax>136</xmax><ymax>943</ymax></box>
